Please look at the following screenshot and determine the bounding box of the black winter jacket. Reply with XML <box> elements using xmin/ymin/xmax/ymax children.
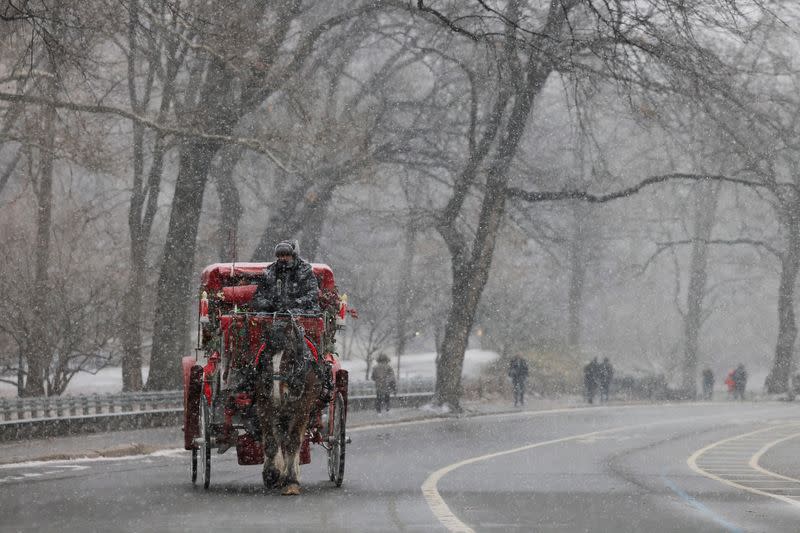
<box><xmin>252</xmin><ymin>258</ymin><xmax>321</xmax><ymax>314</ymax></box>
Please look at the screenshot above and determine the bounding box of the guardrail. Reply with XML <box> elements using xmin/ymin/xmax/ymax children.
<box><xmin>0</xmin><ymin>391</ymin><xmax>184</xmax><ymax>422</ymax></box>
<box><xmin>0</xmin><ymin>379</ymin><xmax>436</xmax><ymax>441</ymax></box>
<box><xmin>0</xmin><ymin>377</ymin><xmax>435</xmax><ymax>422</ymax></box>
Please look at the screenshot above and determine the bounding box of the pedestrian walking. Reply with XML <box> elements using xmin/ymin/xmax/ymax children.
<box><xmin>732</xmin><ymin>364</ymin><xmax>747</xmax><ymax>401</ymax></box>
<box><xmin>725</xmin><ymin>369</ymin><xmax>735</xmax><ymax>400</ymax></box>
<box><xmin>701</xmin><ymin>368</ymin><xmax>715</xmax><ymax>400</ymax></box>
<box><xmin>371</xmin><ymin>353</ymin><xmax>396</xmax><ymax>414</ymax></box>
<box><xmin>584</xmin><ymin>358</ymin><xmax>600</xmax><ymax>404</ymax></box>
<box><xmin>508</xmin><ymin>354</ymin><xmax>530</xmax><ymax>407</ymax></box>
<box><xmin>598</xmin><ymin>358</ymin><xmax>614</xmax><ymax>403</ymax></box>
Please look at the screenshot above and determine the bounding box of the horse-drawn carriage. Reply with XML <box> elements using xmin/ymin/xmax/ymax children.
<box><xmin>182</xmin><ymin>262</ymin><xmax>352</xmax><ymax>494</ymax></box>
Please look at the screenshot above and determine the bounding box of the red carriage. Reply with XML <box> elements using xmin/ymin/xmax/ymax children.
<box><xmin>182</xmin><ymin>262</ymin><xmax>352</xmax><ymax>492</ymax></box>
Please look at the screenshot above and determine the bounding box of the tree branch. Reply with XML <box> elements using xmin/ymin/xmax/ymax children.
<box><xmin>639</xmin><ymin>236</ymin><xmax>782</xmax><ymax>276</ymax></box>
<box><xmin>508</xmin><ymin>173</ymin><xmax>775</xmax><ymax>203</ymax></box>
<box><xmin>657</xmin><ymin>238</ymin><xmax>783</xmax><ymax>261</ymax></box>
<box><xmin>416</xmin><ymin>1</ymin><xmax>481</xmax><ymax>41</ymax></box>
<box><xmin>0</xmin><ymin>91</ymin><xmax>291</xmax><ymax>172</ymax></box>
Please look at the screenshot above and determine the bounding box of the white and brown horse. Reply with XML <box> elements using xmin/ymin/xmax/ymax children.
<box><xmin>254</xmin><ymin>317</ymin><xmax>320</xmax><ymax>495</ymax></box>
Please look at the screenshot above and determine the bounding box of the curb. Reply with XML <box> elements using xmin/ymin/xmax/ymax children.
<box><xmin>0</xmin><ymin>400</ymin><xmax>585</xmax><ymax>465</ymax></box>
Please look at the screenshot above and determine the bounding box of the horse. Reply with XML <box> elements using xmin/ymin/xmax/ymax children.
<box><xmin>253</xmin><ymin>316</ymin><xmax>321</xmax><ymax>495</ymax></box>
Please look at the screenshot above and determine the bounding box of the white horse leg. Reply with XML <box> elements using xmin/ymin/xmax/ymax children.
<box><xmin>271</xmin><ymin>350</ymin><xmax>283</xmax><ymax>403</ymax></box>
<box><xmin>281</xmin><ymin>445</ymin><xmax>302</xmax><ymax>495</ymax></box>
<box><xmin>257</xmin><ymin>384</ymin><xmax>282</xmax><ymax>489</ymax></box>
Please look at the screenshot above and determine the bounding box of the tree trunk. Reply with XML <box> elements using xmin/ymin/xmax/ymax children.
<box><xmin>680</xmin><ymin>184</ymin><xmax>719</xmax><ymax>397</ymax></box>
<box><xmin>146</xmin><ymin>139</ymin><xmax>221</xmax><ymax>390</ymax></box>
<box><xmin>250</xmin><ymin>176</ymin><xmax>336</xmax><ymax>262</ymax></box>
<box><xmin>434</xmin><ymin>42</ymin><xmax>551</xmax><ymax>409</ymax></box>
<box><xmin>765</xmin><ymin>201</ymin><xmax>800</xmax><ymax>394</ymax></box>
<box><xmin>146</xmin><ymin>55</ymin><xmax>234</xmax><ymax>390</ymax></box>
<box><xmin>395</xmin><ymin>221</ymin><xmax>417</xmax><ymax>376</ymax></box>
<box><xmin>121</xmin><ymin>115</ymin><xmax>147</xmax><ymax>393</ymax></box>
<box><xmin>23</xmin><ymin>59</ymin><xmax>57</xmax><ymax>397</ymax></box>
<box><xmin>567</xmin><ymin>203</ymin><xmax>588</xmax><ymax>350</ymax></box>
<box><xmin>213</xmin><ymin>145</ymin><xmax>244</xmax><ymax>261</ymax></box>
<box><xmin>435</xmin><ymin>177</ymin><xmax>509</xmax><ymax>409</ymax></box>
<box><xmin>251</xmin><ymin>179</ymin><xmax>307</xmax><ymax>261</ymax></box>
<box><xmin>120</xmin><ymin>245</ymin><xmax>145</xmax><ymax>392</ymax></box>
<box><xmin>296</xmin><ymin>181</ymin><xmax>335</xmax><ymax>261</ymax></box>
<box><xmin>0</xmin><ymin>148</ymin><xmax>21</xmax><ymax>197</ymax></box>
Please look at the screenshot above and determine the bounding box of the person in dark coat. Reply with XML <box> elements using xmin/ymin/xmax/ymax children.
<box><xmin>598</xmin><ymin>358</ymin><xmax>614</xmax><ymax>403</ymax></box>
<box><xmin>732</xmin><ymin>364</ymin><xmax>747</xmax><ymax>401</ymax></box>
<box><xmin>584</xmin><ymin>358</ymin><xmax>599</xmax><ymax>404</ymax></box>
<box><xmin>253</xmin><ymin>240</ymin><xmax>321</xmax><ymax>315</ymax></box>
<box><xmin>701</xmin><ymin>368</ymin><xmax>715</xmax><ymax>400</ymax></box>
<box><xmin>371</xmin><ymin>353</ymin><xmax>396</xmax><ymax>414</ymax></box>
<box><xmin>508</xmin><ymin>355</ymin><xmax>530</xmax><ymax>407</ymax></box>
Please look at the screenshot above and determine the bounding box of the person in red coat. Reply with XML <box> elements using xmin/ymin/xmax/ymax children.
<box><xmin>725</xmin><ymin>370</ymin><xmax>735</xmax><ymax>400</ymax></box>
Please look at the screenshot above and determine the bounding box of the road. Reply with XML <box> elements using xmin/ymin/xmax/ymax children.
<box><xmin>1</xmin><ymin>402</ymin><xmax>799</xmax><ymax>532</ymax></box>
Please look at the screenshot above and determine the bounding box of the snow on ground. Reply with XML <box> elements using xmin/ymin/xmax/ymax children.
<box><xmin>341</xmin><ymin>349</ymin><xmax>499</xmax><ymax>383</ymax></box>
<box><xmin>0</xmin><ymin>349</ymin><xmax>499</xmax><ymax>396</ymax></box>
<box><xmin>0</xmin><ymin>367</ymin><xmax>153</xmax><ymax>397</ymax></box>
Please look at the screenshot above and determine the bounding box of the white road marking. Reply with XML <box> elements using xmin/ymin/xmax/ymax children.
<box><xmin>0</xmin><ymin>465</ymin><xmax>88</xmax><ymax>485</ymax></box>
<box><xmin>420</xmin><ymin>412</ymin><xmax>744</xmax><ymax>533</ymax></box>
<box><xmin>748</xmin><ymin>432</ymin><xmax>800</xmax><ymax>483</ymax></box>
<box><xmin>421</xmin><ymin>426</ymin><xmax>637</xmax><ymax>533</ymax></box>
<box><xmin>688</xmin><ymin>423</ymin><xmax>800</xmax><ymax>509</ymax></box>
<box><xmin>350</xmin><ymin>405</ymin><xmax>587</xmax><ymax>433</ymax></box>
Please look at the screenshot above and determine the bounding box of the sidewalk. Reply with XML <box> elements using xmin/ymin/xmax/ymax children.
<box><xmin>0</xmin><ymin>396</ymin><xmax>584</xmax><ymax>465</ymax></box>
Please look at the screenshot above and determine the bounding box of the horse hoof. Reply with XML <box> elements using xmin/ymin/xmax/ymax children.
<box><xmin>263</xmin><ymin>468</ymin><xmax>281</xmax><ymax>489</ymax></box>
<box><xmin>281</xmin><ymin>483</ymin><xmax>301</xmax><ymax>496</ymax></box>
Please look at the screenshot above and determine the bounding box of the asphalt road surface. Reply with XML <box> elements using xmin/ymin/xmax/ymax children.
<box><xmin>2</xmin><ymin>402</ymin><xmax>800</xmax><ymax>532</ymax></box>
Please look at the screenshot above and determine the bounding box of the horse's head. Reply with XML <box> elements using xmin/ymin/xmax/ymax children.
<box><xmin>260</xmin><ymin>317</ymin><xmax>302</xmax><ymax>359</ymax></box>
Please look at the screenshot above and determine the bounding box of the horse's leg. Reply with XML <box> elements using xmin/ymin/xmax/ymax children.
<box><xmin>281</xmin><ymin>375</ymin><xmax>318</xmax><ymax>496</ymax></box>
<box><xmin>280</xmin><ymin>405</ymin><xmax>307</xmax><ymax>496</ymax></box>
<box><xmin>255</xmin><ymin>373</ymin><xmax>281</xmax><ymax>489</ymax></box>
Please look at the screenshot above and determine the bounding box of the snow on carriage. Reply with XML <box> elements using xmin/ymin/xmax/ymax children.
<box><xmin>182</xmin><ymin>262</ymin><xmax>354</xmax><ymax>492</ymax></box>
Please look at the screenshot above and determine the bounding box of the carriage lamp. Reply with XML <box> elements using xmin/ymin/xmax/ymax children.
<box><xmin>199</xmin><ymin>291</ymin><xmax>210</xmax><ymax>324</ymax></box>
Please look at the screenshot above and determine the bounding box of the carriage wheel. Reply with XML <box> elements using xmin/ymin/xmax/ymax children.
<box><xmin>198</xmin><ymin>397</ymin><xmax>211</xmax><ymax>489</ymax></box>
<box><xmin>327</xmin><ymin>392</ymin><xmax>346</xmax><ymax>486</ymax></box>
<box><xmin>191</xmin><ymin>448</ymin><xmax>198</xmax><ymax>484</ymax></box>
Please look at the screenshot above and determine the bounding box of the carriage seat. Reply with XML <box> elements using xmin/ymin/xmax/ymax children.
<box><xmin>220</xmin><ymin>285</ymin><xmax>325</xmax><ymax>345</ymax></box>
<box><xmin>222</xmin><ymin>284</ymin><xmax>258</xmax><ymax>305</ymax></box>
<box><xmin>220</xmin><ymin>284</ymin><xmax>324</xmax><ymax>312</ymax></box>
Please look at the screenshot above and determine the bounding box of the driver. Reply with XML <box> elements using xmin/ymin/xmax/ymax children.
<box><xmin>253</xmin><ymin>240</ymin><xmax>321</xmax><ymax>314</ymax></box>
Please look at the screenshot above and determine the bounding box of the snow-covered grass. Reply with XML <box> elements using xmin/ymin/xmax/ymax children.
<box><xmin>341</xmin><ymin>349</ymin><xmax>499</xmax><ymax>383</ymax></box>
<box><xmin>0</xmin><ymin>367</ymin><xmax>153</xmax><ymax>397</ymax></box>
<box><xmin>0</xmin><ymin>349</ymin><xmax>500</xmax><ymax>396</ymax></box>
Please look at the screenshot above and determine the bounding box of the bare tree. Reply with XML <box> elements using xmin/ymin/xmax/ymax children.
<box><xmin>146</xmin><ymin>1</ymin><xmax>388</xmax><ymax>390</ymax></box>
<box><xmin>115</xmin><ymin>0</ymin><xmax>186</xmax><ymax>391</ymax></box>
<box><xmin>409</xmin><ymin>0</ymin><xmax>763</xmax><ymax>409</ymax></box>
